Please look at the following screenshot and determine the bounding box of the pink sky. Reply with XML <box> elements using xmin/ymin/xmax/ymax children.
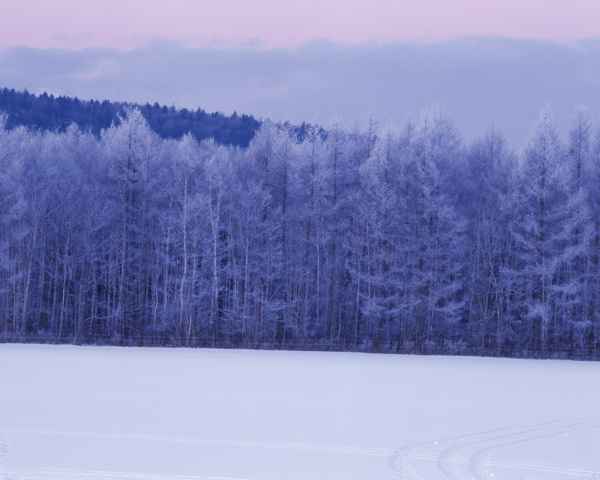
<box><xmin>1</xmin><ymin>0</ymin><xmax>600</xmax><ymax>50</ymax></box>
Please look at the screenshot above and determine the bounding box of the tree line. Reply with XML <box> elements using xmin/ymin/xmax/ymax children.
<box><xmin>1</xmin><ymin>105</ymin><xmax>599</xmax><ymax>359</ymax></box>
<box><xmin>0</xmin><ymin>88</ymin><xmax>260</xmax><ymax>147</ymax></box>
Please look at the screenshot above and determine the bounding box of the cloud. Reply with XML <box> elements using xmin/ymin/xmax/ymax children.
<box><xmin>2</xmin><ymin>37</ymin><xmax>600</xmax><ymax>148</ymax></box>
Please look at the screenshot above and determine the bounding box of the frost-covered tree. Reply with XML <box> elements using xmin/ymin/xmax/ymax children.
<box><xmin>511</xmin><ymin>108</ymin><xmax>591</xmax><ymax>356</ymax></box>
<box><xmin>562</xmin><ymin>107</ymin><xmax>594</xmax><ymax>355</ymax></box>
<box><xmin>359</xmin><ymin>126</ymin><xmax>404</xmax><ymax>349</ymax></box>
<box><xmin>406</xmin><ymin>108</ymin><xmax>466</xmax><ymax>352</ymax></box>
<box><xmin>102</xmin><ymin>108</ymin><xmax>164</xmax><ymax>345</ymax></box>
<box><xmin>0</xmin><ymin>117</ymin><xmax>28</xmax><ymax>336</ymax></box>
<box><xmin>462</xmin><ymin>128</ymin><xmax>518</xmax><ymax>355</ymax></box>
<box><xmin>587</xmin><ymin>123</ymin><xmax>600</xmax><ymax>358</ymax></box>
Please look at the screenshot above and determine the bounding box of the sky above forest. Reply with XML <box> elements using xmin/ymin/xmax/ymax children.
<box><xmin>1</xmin><ymin>0</ymin><xmax>600</xmax><ymax>147</ymax></box>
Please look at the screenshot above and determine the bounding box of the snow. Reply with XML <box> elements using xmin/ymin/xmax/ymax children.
<box><xmin>0</xmin><ymin>344</ymin><xmax>599</xmax><ymax>480</ymax></box>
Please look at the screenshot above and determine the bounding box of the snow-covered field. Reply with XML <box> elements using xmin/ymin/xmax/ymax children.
<box><xmin>1</xmin><ymin>344</ymin><xmax>599</xmax><ymax>480</ymax></box>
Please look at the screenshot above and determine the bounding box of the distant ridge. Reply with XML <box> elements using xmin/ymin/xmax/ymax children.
<box><xmin>0</xmin><ymin>87</ymin><xmax>261</xmax><ymax>147</ymax></box>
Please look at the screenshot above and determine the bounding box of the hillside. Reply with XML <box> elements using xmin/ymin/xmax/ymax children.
<box><xmin>0</xmin><ymin>87</ymin><xmax>261</xmax><ymax>147</ymax></box>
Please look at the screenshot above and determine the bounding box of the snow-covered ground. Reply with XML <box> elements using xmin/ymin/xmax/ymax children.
<box><xmin>0</xmin><ymin>344</ymin><xmax>599</xmax><ymax>480</ymax></box>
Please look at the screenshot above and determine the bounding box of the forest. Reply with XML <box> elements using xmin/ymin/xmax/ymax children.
<box><xmin>1</xmin><ymin>102</ymin><xmax>599</xmax><ymax>360</ymax></box>
<box><xmin>0</xmin><ymin>87</ymin><xmax>260</xmax><ymax>147</ymax></box>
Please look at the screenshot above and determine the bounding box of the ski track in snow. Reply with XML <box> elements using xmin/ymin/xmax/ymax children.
<box><xmin>12</xmin><ymin>427</ymin><xmax>393</xmax><ymax>457</ymax></box>
<box><xmin>0</xmin><ymin>469</ymin><xmax>251</xmax><ymax>480</ymax></box>
<box><xmin>3</xmin><ymin>422</ymin><xmax>600</xmax><ymax>480</ymax></box>
<box><xmin>388</xmin><ymin>417</ymin><xmax>600</xmax><ymax>480</ymax></box>
<box><xmin>0</xmin><ymin>428</ymin><xmax>10</xmax><ymax>480</ymax></box>
<box><xmin>0</xmin><ymin>429</ymin><xmax>8</xmax><ymax>458</ymax></box>
<box><xmin>0</xmin><ymin>428</ymin><xmax>392</xmax><ymax>480</ymax></box>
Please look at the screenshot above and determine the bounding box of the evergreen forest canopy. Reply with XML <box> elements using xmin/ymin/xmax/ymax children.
<box><xmin>0</xmin><ymin>87</ymin><xmax>261</xmax><ymax>147</ymax></box>
<box><xmin>1</xmin><ymin>99</ymin><xmax>600</xmax><ymax>360</ymax></box>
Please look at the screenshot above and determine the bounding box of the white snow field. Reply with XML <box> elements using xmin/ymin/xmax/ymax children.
<box><xmin>1</xmin><ymin>344</ymin><xmax>600</xmax><ymax>480</ymax></box>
